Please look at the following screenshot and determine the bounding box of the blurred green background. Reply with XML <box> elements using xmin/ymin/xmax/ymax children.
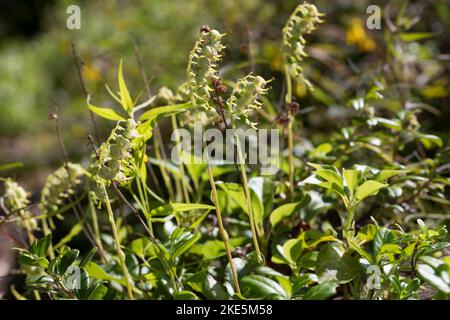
<box><xmin>0</xmin><ymin>0</ymin><xmax>449</xmax><ymax>194</ymax></box>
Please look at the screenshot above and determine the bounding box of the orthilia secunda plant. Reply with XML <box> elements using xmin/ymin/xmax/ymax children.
<box><xmin>225</xmin><ymin>74</ymin><xmax>269</xmax><ymax>265</ymax></box>
<box><xmin>281</xmin><ymin>3</ymin><xmax>323</xmax><ymax>195</ymax></box>
<box><xmin>186</xmin><ymin>26</ymin><xmax>242</xmax><ymax>294</ymax></box>
<box><xmin>39</xmin><ymin>162</ymin><xmax>85</xmax><ymax>259</ymax></box>
<box><xmin>89</xmin><ymin>118</ymin><xmax>140</xmax><ymax>299</ymax></box>
<box><xmin>1</xmin><ymin>178</ymin><xmax>36</xmax><ymax>244</ymax></box>
<box><xmin>39</xmin><ymin>163</ymin><xmax>84</xmax><ymax>227</ymax></box>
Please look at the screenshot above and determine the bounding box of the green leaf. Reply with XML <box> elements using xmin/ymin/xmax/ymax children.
<box><xmin>348</xmin><ymin>239</ymin><xmax>373</xmax><ymax>264</ymax></box>
<box><xmin>85</xmin><ymin>262</ymin><xmax>128</xmax><ymax>287</ymax></box>
<box><xmin>316</xmin><ymin>244</ymin><xmax>361</xmax><ymax>284</ymax></box>
<box><xmin>118</xmin><ymin>59</ymin><xmax>133</xmax><ymax>113</ymax></box>
<box><xmin>380</xmin><ymin>243</ymin><xmax>402</xmax><ymax>255</ymax></box>
<box><xmin>270</xmin><ymin>202</ymin><xmax>300</xmax><ymax>227</ymax></box>
<box><xmin>343</xmin><ymin>169</ymin><xmax>360</xmax><ymax>196</ymax></box>
<box><xmin>373</xmin><ymin>117</ymin><xmax>402</xmax><ymax>130</ymax></box>
<box><xmin>54</xmin><ymin>222</ymin><xmax>83</xmax><ymax>250</ymax></box>
<box><xmin>241</xmin><ymin>274</ymin><xmax>287</xmax><ymax>299</ymax></box>
<box><xmin>374</xmin><ymin>170</ymin><xmax>407</xmax><ymax>182</ymax></box>
<box><xmin>79</xmin><ymin>248</ymin><xmax>97</xmax><ymax>268</ymax></box>
<box><xmin>87</xmin><ymin>283</ymin><xmax>108</xmax><ymax>300</ymax></box>
<box><xmin>190</xmin><ymin>238</ymin><xmax>246</xmax><ymax>260</ymax></box>
<box><xmin>217</xmin><ymin>182</ymin><xmax>264</xmax><ymax>227</ymax></box>
<box><xmin>18</xmin><ymin>252</ymin><xmax>49</xmax><ymax>268</ymax></box>
<box><xmin>170</xmin><ymin>231</ymin><xmax>201</xmax><ymax>259</ymax></box>
<box><xmin>314</xmin><ymin>169</ymin><xmax>343</xmax><ymax>189</ymax></box>
<box><xmin>186</xmin><ymin>271</ymin><xmax>228</xmax><ymax>300</ymax></box>
<box><xmin>417</xmin><ymin>264</ymin><xmax>450</xmax><ymax>294</ymax></box>
<box><xmin>87</xmin><ymin>98</ymin><xmax>126</xmax><ymax>121</ymax></box>
<box><xmin>280</xmin><ymin>239</ymin><xmax>303</xmax><ymax>266</ymax></box>
<box><xmin>139</xmin><ymin>102</ymin><xmax>192</xmax><ymax>122</ymax></box>
<box><xmin>173</xmin><ymin>290</ymin><xmax>200</xmax><ymax>300</ymax></box>
<box><xmin>303</xmin><ymin>281</ymin><xmax>337</xmax><ymax>300</ymax></box>
<box><xmin>417</xmin><ymin>133</ymin><xmax>443</xmax><ymax>149</ymax></box>
<box><xmin>355</xmin><ymin>180</ymin><xmax>388</xmax><ymax>202</ymax></box>
<box><xmin>150</xmin><ymin>203</ymin><xmax>214</xmax><ymax>217</ymax></box>
<box><xmin>0</xmin><ymin>162</ymin><xmax>23</xmax><ymax>172</ymax></box>
<box><xmin>31</xmin><ymin>234</ymin><xmax>52</xmax><ymax>258</ymax></box>
<box><xmin>399</xmin><ymin>32</ymin><xmax>436</xmax><ymax>42</ymax></box>
<box><xmin>59</xmin><ymin>249</ymin><xmax>80</xmax><ymax>274</ymax></box>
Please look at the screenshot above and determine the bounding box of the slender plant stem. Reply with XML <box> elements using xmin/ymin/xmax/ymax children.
<box><xmin>344</xmin><ymin>204</ymin><xmax>356</xmax><ymax>242</ymax></box>
<box><xmin>171</xmin><ymin>115</ymin><xmax>190</xmax><ymax>203</ymax></box>
<box><xmin>228</xmin><ymin>113</ymin><xmax>263</xmax><ymax>263</ymax></box>
<box><xmin>284</xmin><ymin>64</ymin><xmax>295</xmax><ymax>195</ymax></box>
<box><xmin>101</xmin><ymin>183</ymin><xmax>134</xmax><ymax>299</ymax></box>
<box><xmin>88</xmin><ymin>192</ymin><xmax>106</xmax><ymax>263</ymax></box>
<box><xmin>206</xmin><ymin>161</ymin><xmax>241</xmax><ymax>294</ymax></box>
<box><xmin>190</xmin><ymin>94</ymin><xmax>241</xmax><ymax>292</ymax></box>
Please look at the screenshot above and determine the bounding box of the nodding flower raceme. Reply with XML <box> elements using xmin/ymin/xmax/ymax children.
<box><xmin>89</xmin><ymin>119</ymin><xmax>140</xmax><ymax>203</ymax></box>
<box><xmin>1</xmin><ymin>178</ymin><xmax>36</xmax><ymax>230</ymax></box>
<box><xmin>187</xmin><ymin>27</ymin><xmax>226</xmax><ymax>110</ymax></box>
<box><xmin>39</xmin><ymin>162</ymin><xmax>84</xmax><ymax>218</ymax></box>
<box><xmin>227</xmin><ymin>74</ymin><xmax>269</xmax><ymax>129</ymax></box>
<box><xmin>282</xmin><ymin>3</ymin><xmax>324</xmax><ymax>87</ymax></box>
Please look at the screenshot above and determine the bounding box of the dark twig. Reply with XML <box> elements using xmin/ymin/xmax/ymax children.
<box><xmin>50</xmin><ymin>103</ymin><xmax>105</xmax><ymax>259</ymax></box>
<box><xmin>71</xmin><ymin>42</ymin><xmax>100</xmax><ymax>143</ymax></box>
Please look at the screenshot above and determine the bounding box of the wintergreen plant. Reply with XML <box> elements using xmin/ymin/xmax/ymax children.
<box><xmin>280</xmin><ymin>3</ymin><xmax>323</xmax><ymax>196</ymax></box>
<box><xmin>88</xmin><ymin>119</ymin><xmax>141</xmax><ymax>299</ymax></box>
<box><xmin>90</xmin><ymin>119</ymin><xmax>140</xmax><ymax>197</ymax></box>
<box><xmin>1</xmin><ymin>178</ymin><xmax>36</xmax><ymax>238</ymax></box>
<box><xmin>40</xmin><ymin>163</ymin><xmax>84</xmax><ymax>218</ymax></box>
<box><xmin>2</xmin><ymin>1</ymin><xmax>449</xmax><ymax>302</ymax></box>
<box><xmin>225</xmin><ymin>74</ymin><xmax>269</xmax><ymax>264</ymax></box>
<box><xmin>281</xmin><ymin>2</ymin><xmax>323</xmax><ymax>87</ymax></box>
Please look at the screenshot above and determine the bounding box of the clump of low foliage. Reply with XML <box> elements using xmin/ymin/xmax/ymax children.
<box><xmin>1</xmin><ymin>2</ymin><xmax>449</xmax><ymax>300</ymax></box>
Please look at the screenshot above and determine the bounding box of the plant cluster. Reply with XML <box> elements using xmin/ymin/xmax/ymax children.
<box><xmin>0</xmin><ymin>2</ymin><xmax>449</xmax><ymax>300</ymax></box>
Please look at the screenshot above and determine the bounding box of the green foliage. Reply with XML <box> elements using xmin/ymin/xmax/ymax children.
<box><xmin>1</xmin><ymin>1</ymin><xmax>449</xmax><ymax>301</ymax></box>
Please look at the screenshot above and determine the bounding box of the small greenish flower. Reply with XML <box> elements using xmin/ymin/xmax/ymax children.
<box><xmin>1</xmin><ymin>179</ymin><xmax>36</xmax><ymax>230</ymax></box>
<box><xmin>187</xmin><ymin>28</ymin><xmax>226</xmax><ymax>109</ymax></box>
<box><xmin>2</xmin><ymin>179</ymin><xmax>29</xmax><ymax>211</ymax></box>
<box><xmin>89</xmin><ymin>119</ymin><xmax>141</xmax><ymax>202</ymax></box>
<box><xmin>282</xmin><ymin>3</ymin><xmax>324</xmax><ymax>87</ymax></box>
<box><xmin>227</xmin><ymin>74</ymin><xmax>269</xmax><ymax>129</ymax></box>
<box><xmin>40</xmin><ymin>163</ymin><xmax>84</xmax><ymax>217</ymax></box>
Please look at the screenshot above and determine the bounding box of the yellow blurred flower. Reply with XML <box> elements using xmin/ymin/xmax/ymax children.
<box><xmin>346</xmin><ymin>18</ymin><xmax>376</xmax><ymax>52</ymax></box>
<box><xmin>295</xmin><ymin>80</ymin><xmax>307</xmax><ymax>97</ymax></box>
<box><xmin>84</xmin><ymin>62</ymin><xmax>101</xmax><ymax>82</ymax></box>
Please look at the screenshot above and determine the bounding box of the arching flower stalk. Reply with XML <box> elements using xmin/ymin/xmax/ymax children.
<box><xmin>187</xmin><ymin>27</ymin><xmax>241</xmax><ymax>294</ymax></box>
<box><xmin>40</xmin><ymin>162</ymin><xmax>84</xmax><ymax>227</ymax></box>
<box><xmin>282</xmin><ymin>3</ymin><xmax>323</xmax><ymax>88</ymax></box>
<box><xmin>89</xmin><ymin>119</ymin><xmax>140</xmax><ymax>300</ymax></box>
<box><xmin>1</xmin><ymin>179</ymin><xmax>36</xmax><ymax>243</ymax></box>
<box><xmin>281</xmin><ymin>3</ymin><xmax>324</xmax><ymax>194</ymax></box>
<box><xmin>225</xmin><ymin>74</ymin><xmax>269</xmax><ymax>264</ymax></box>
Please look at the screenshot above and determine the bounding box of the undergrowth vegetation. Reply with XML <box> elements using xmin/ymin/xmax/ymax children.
<box><xmin>0</xmin><ymin>2</ymin><xmax>449</xmax><ymax>300</ymax></box>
